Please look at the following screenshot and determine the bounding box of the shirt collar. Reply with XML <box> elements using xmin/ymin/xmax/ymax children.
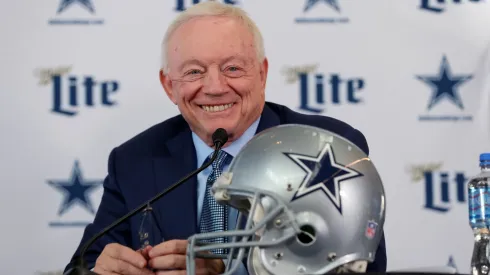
<box><xmin>192</xmin><ymin>117</ymin><xmax>261</xmax><ymax>167</ymax></box>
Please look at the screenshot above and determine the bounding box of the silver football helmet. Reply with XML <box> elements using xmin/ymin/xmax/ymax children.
<box><xmin>186</xmin><ymin>124</ymin><xmax>386</xmax><ymax>275</ymax></box>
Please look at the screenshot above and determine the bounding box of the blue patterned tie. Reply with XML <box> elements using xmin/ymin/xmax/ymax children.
<box><xmin>199</xmin><ymin>150</ymin><xmax>232</xmax><ymax>254</ymax></box>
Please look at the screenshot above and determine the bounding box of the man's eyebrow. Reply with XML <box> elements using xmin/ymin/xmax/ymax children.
<box><xmin>177</xmin><ymin>56</ymin><xmax>251</xmax><ymax>71</ymax></box>
<box><xmin>177</xmin><ymin>59</ymin><xmax>206</xmax><ymax>72</ymax></box>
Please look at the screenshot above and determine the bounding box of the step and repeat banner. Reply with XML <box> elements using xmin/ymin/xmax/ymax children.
<box><xmin>1</xmin><ymin>0</ymin><xmax>490</xmax><ymax>274</ymax></box>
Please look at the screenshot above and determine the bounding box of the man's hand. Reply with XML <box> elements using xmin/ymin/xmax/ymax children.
<box><xmin>148</xmin><ymin>240</ymin><xmax>224</xmax><ymax>275</ymax></box>
<box><xmin>93</xmin><ymin>243</ymin><xmax>155</xmax><ymax>275</ymax></box>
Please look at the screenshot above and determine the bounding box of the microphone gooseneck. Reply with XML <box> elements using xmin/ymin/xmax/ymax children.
<box><xmin>66</xmin><ymin>128</ymin><xmax>229</xmax><ymax>275</ymax></box>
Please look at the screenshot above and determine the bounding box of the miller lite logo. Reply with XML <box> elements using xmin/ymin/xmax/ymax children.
<box><xmin>34</xmin><ymin>66</ymin><xmax>120</xmax><ymax>116</ymax></box>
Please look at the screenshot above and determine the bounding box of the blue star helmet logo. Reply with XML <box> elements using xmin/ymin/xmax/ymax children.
<box><xmin>303</xmin><ymin>0</ymin><xmax>341</xmax><ymax>12</ymax></box>
<box><xmin>416</xmin><ymin>55</ymin><xmax>473</xmax><ymax>110</ymax></box>
<box><xmin>47</xmin><ymin>160</ymin><xmax>102</xmax><ymax>216</ymax></box>
<box><xmin>284</xmin><ymin>143</ymin><xmax>363</xmax><ymax>214</ymax></box>
<box><xmin>57</xmin><ymin>0</ymin><xmax>96</xmax><ymax>14</ymax></box>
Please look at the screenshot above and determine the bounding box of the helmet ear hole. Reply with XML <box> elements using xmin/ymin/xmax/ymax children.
<box><xmin>296</xmin><ymin>224</ymin><xmax>316</xmax><ymax>246</ymax></box>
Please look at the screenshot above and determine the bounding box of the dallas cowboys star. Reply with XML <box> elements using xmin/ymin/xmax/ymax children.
<box><xmin>304</xmin><ymin>0</ymin><xmax>341</xmax><ymax>12</ymax></box>
<box><xmin>57</xmin><ymin>0</ymin><xmax>95</xmax><ymax>14</ymax></box>
<box><xmin>416</xmin><ymin>55</ymin><xmax>473</xmax><ymax>110</ymax></box>
<box><xmin>47</xmin><ymin>160</ymin><xmax>102</xmax><ymax>216</ymax></box>
<box><xmin>285</xmin><ymin>142</ymin><xmax>363</xmax><ymax>213</ymax></box>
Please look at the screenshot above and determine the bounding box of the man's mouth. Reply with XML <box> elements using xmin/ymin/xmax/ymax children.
<box><xmin>200</xmin><ymin>103</ymin><xmax>234</xmax><ymax>113</ymax></box>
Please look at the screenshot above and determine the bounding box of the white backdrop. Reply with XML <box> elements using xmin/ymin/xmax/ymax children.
<box><xmin>1</xmin><ymin>0</ymin><xmax>490</xmax><ymax>274</ymax></box>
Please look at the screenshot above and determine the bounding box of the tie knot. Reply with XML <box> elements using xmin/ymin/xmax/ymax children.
<box><xmin>208</xmin><ymin>150</ymin><xmax>231</xmax><ymax>172</ymax></box>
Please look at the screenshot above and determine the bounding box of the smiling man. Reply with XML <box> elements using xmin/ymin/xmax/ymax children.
<box><xmin>64</xmin><ymin>2</ymin><xmax>386</xmax><ymax>275</ymax></box>
<box><xmin>159</xmin><ymin>12</ymin><xmax>266</xmax><ymax>148</ymax></box>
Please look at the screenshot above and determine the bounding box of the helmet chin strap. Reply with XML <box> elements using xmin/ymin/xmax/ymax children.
<box><xmin>333</xmin><ymin>261</ymin><xmax>368</xmax><ymax>273</ymax></box>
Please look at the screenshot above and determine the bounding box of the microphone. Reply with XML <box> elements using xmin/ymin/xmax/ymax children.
<box><xmin>64</xmin><ymin>128</ymin><xmax>229</xmax><ymax>275</ymax></box>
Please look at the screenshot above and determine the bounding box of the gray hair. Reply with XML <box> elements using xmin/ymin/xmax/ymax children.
<box><xmin>160</xmin><ymin>1</ymin><xmax>265</xmax><ymax>73</ymax></box>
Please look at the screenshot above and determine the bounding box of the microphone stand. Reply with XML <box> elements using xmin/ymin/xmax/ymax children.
<box><xmin>64</xmin><ymin>129</ymin><xmax>229</xmax><ymax>275</ymax></box>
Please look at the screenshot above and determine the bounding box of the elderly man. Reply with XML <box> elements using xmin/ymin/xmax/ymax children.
<box><xmin>65</xmin><ymin>2</ymin><xmax>387</xmax><ymax>274</ymax></box>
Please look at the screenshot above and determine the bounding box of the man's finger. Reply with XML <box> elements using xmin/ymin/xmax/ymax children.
<box><xmin>155</xmin><ymin>270</ymin><xmax>185</xmax><ymax>275</ymax></box>
<box><xmin>149</xmin><ymin>254</ymin><xmax>186</xmax><ymax>270</ymax></box>
<box><xmin>94</xmin><ymin>255</ymin><xmax>138</xmax><ymax>275</ymax></box>
<box><xmin>192</xmin><ymin>257</ymin><xmax>209</xmax><ymax>269</ymax></box>
<box><xmin>94</xmin><ymin>253</ymin><xmax>116</xmax><ymax>274</ymax></box>
<box><xmin>154</xmin><ymin>268</ymin><xmax>217</xmax><ymax>275</ymax></box>
<box><xmin>93</xmin><ymin>268</ymin><xmax>119</xmax><ymax>275</ymax></box>
<box><xmin>148</xmin><ymin>240</ymin><xmax>188</xmax><ymax>258</ymax></box>
<box><xmin>139</xmin><ymin>245</ymin><xmax>153</xmax><ymax>260</ymax></box>
<box><xmin>95</xmin><ymin>271</ymin><xmax>119</xmax><ymax>275</ymax></box>
<box><xmin>104</xmin><ymin>257</ymin><xmax>154</xmax><ymax>275</ymax></box>
<box><xmin>105</xmin><ymin>243</ymin><xmax>148</xmax><ymax>268</ymax></box>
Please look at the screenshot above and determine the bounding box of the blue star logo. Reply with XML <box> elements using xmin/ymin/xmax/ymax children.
<box><xmin>416</xmin><ymin>55</ymin><xmax>473</xmax><ymax>110</ymax></box>
<box><xmin>284</xmin><ymin>143</ymin><xmax>362</xmax><ymax>214</ymax></box>
<box><xmin>303</xmin><ymin>0</ymin><xmax>341</xmax><ymax>12</ymax></box>
<box><xmin>47</xmin><ymin>160</ymin><xmax>102</xmax><ymax>216</ymax></box>
<box><xmin>57</xmin><ymin>0</ymin><xmax>95</xmax><ymax>14</ymax></box>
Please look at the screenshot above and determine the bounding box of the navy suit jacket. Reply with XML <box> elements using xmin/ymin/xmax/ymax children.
<box><xmin>64</xmin><ymin>101</ymin><xmax>387</xmax><ymax>273</ymax></box>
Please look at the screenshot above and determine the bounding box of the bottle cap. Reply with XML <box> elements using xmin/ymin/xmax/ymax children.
<box><xmin>480</xmin><ymin>153</ymin><xmax>490</xmax><ymax>166</ymax></box>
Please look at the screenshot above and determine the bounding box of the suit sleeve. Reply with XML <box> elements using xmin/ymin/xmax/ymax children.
<box><xmin>345</xmin><ymin>128</ymin><xmax>387</xmax><ymax>272</ymax></box>
<box><xmin>367</xmin><ymin>232</ymin><xmax>387</xmax><ymax>272</ymax></box>
<box><xmin>63</xmin><ymin>147</ymin><xmax>133</xmax><ymax>272</ymax></box>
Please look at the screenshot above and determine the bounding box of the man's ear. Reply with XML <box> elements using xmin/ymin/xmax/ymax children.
<box><xmin>159</xmin><ymin>69</ymin><xmax>177</xmax><ymax>104</ymax></box>
<box><xmin>260</xmin><ymin>57</ymin><xmax>269</xmax><ymax>90</ymax></box>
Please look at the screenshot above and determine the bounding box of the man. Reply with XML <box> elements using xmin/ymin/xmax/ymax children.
<box><xmin>65</xmin><ymin>2</ymin><xmax>387</xmax><ymax>274</ymax></box>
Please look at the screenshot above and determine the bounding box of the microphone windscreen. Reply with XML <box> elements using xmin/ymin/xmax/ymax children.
<box><xmin>212</xmin><ymin>128</ymin><xmax>228</xmax><ymax>145</ymax></box>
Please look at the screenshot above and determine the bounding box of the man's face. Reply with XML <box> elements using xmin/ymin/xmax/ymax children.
<box><xmin>160</xmin><ymin>16</ymin><xmax>268</xmax><ymax>146</ymax></box>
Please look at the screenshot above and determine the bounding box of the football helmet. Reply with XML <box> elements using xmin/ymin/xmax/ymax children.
<box><xmin>186</xmin><ymin>124</ymin><xmax>386</xmax><ymax>274</ymax></box>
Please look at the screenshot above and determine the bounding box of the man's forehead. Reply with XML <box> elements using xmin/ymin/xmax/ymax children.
<box><xmin>167</xmin><ymin>17</ymin><xmax>257</xmax><ymax>68</ymax></box>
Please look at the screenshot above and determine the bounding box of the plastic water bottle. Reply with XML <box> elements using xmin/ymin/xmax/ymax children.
<box><xmin>469</xmin><ymin>153</ymin><xmax>490</xmax><ymax>275</ymax></box>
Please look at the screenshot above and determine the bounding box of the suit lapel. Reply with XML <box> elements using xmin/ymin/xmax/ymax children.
<box><xmin>152</xmin><ymin>127</ymin><xmax>198</xmax><ymax>241</ymax></box>
<box><xmin>256</xmin><ymin>103</ymin><xmax>281</xmax><ymax>134</ymax></box>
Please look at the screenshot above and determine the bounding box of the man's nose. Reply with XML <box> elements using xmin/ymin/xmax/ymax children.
<box><xmin>203</xmin><ymin>67</ymin><xmax>228</xmax><ymax>96</ymax></box>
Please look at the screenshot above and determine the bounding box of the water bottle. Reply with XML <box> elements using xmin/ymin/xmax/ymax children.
<box><xmin>469</xmin><ymin>153</ymin><xmax>490</xmax><ymax>275</ymax></box>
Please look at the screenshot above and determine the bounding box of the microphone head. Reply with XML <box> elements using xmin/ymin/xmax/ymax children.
<box><xmin>212</xmin><ymin>128</ymin><xmax>228</xmax><ymax>146</ymax></box>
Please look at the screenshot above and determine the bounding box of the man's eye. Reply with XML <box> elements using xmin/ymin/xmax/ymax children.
<box><xmin>228</xmin><ymin>67</ymin><xmax>239</xmax><ymax>71</ymax></box>
<box><xmin>187</xmin><ymin>69</ymin><xmax>201</xmax><ymax>75</ymax></box>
